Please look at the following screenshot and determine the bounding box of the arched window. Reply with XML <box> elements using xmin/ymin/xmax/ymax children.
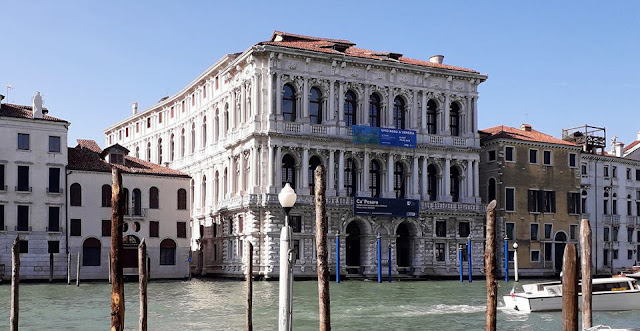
<box><xmin>146</xmin><ymin>142</ymin><xmax>151</xmax><ymax>162</ymax></box>
<box><xmin>450</xmin><ymin>166</ymin><xmax>460</xmax><ymax>202</ymax></box>
<box><xmin>283</xmin><ymin>84</ymin><xmax>296</xmax><ymax>122</ymax></box>
<box><xmin>160</xmin><ymin>239</ymin><xmax>176</xmax><ymax>265</ymax></box>
<box><xmin>344</xmin><ymin>91</ymin><xmax>357</xmax><ymax>127</ymax></box>
<box><xmin>427</xmin><ymin>100</ymin><xmax>437</xmax><ymax>134</ymax></box>
<box><xmin>369</xmin><ymin>94</ymin><xmax>381</xmax><ymax>127</ymax></box>
<box><xmin>224</xmin><ymin>103</ymin><xmax>230</xmax><ymax>133</ymax></box>
<box><xmin>214</xmin><ymin>108</ymin><xmax>220</xmax><ymax>142</ymax></box>
<box><xmin>170</xmin><ymin>134</ymin><xmax>175</xmax><ymax>161</ymax></box>
<box><xmin>223</xmin><ymin>168</ymin><xmax>228</xmax><ymax>198</ymax></box>
<box><xmin>370</xmin><ymin>160</ymin><xmax>381</xmax><ymax>198</ymax></box>
<box><xmin>201</xmin><ymin>175</ymin><xmax>207</xmax><ymax>208</ymax></box>
<box><xmin>177</xmin><ymin>188</ymin><xmax>187</xmax><ymax>210</ymax></box>
<box><xmin>190</xmin><ymin>180</ymin><xmax>195</xmax><ymax>210</ymax></box>
<box><xmin>157</xmin><ymin>138</ymin><xmax>163</xmax><ymax>164</ymax></box>
<box><xmin>394</xmin><ymin>162</ymin><xmax>405</xmax><ymax>199</ymax></box>
<box><xmin>214</xmin><ymin>171</ymin><xmax>220</xmax><ymax>202</ymax></box>
<box><xmin>488</xmin><ymin>178</ymin><xmax>497</xmax><ymax>202</ymax></box>
<box><xmin>604</xmin><ymin>191</ymin><xmax>610</xmax><ymax>215</ymax></box>
<box><xmin>427</xmin><ymin>164</ymin><xmax>438</xmax><ymax>201</ymax></box>
<box><xmin>180</xmin><ymin>128</ymin><xmax>185</xmax><ymax>158</ymax></box>
<box><xmin>309</xmin><ymin>87</ymin><xmax>323</xmax><ymax>125</ymax></box>
<box><xmin>149</xmin><ymin>187</ymin><xmax>159</xmax><ymax>209</ymax></box>
<box><xmin>393</xmin><ymin>96</ymin><xmax>406</xmax><ymax>130</ymax></box>
<box><xmin>450</xmin><ymin>102</ymin><xmax>460</xmax><ymax>136</ymax></box>
<box><xmin>234</xmin><ymin>159</ymin><xmax>240</xmax><ymax>194</ymax></box>
<box><xmin>132</xmin><ymin>188</ymin><xmax>142</xmax><ymax>216</ymax></box>
<box><xmin>70</xmin><ymin>183</ymin><xmax>82</xmax><ymax>206</ymax></box>
<box><xmin>82</xmin><ymin>238</ymin><xmax>101</xmax><ymax>266</ymax></box>
<box><xmin>345</xmin><ymin>158</ymin><xmax>357</xmax><ymax>197</ymax></box>
<box><xmin>309</xmin><ymin>156</ymin><xmax>322</xmax><ymax>194</ymax></box>
<box><xmin>135</xmin><ymin>146</ymin><xmax>140</xmax><ymax>159</ymax></box>
<box><xmin>191</xmin><ymin>123</ymin><xmax>196</xmax><ymax>154</ymax></box>
<box><xmin>202</xmin><ymin>116</ymin><xmax>207</xmax><ymax>148</ymax></box>
<box><xmin>101</xmin><ymin>184</ymin><xmax>111</xmax><ymax>207</ymax></box>
<box><xmin>282</xmin><ymin>154</ymin><xmax>296</xmax><ymax>188</ymax></box>
<box><xmin>613</xmin><ymin>193</ymin><xmax>618</xmax><ymax>215</ymax></box>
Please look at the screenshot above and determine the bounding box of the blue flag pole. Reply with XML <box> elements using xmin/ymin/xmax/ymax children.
<box><xmin>388</xmin><ymin>244</ymin><xmax>392</xmax><ymax>282</ymax></box>
<box><xmin>504</xmin><ymin>236</ymin><xmax>509</xmax><ymax>282</ymax></box>
<box><xmin>377</xmin><ymin>234</ymin><xmax>382</xmax><ymax>283</ymax></box>
<box><xmin>459</xmin><ymin>245</ymin><xmax>463</xmax><ymax>282</ymax></box>
<box><xmin>467</xmin><ymin>237</ymin><xmax>472</xmax><ymax>283</ymax></box>
<box><xmin>336</xmin><ymin>232</ymin><xmax>340</xmax><ymax>284</ymax></box>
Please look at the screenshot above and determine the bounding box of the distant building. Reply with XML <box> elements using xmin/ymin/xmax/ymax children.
<box><xmin>480</xmin><ymin>124</ymin><xmax>582</xmax><ymax>276</ymax></box>
<box><xmin>67</xmin><ymin>140</ymin><xmax>192</xmax><ymax>279</ymax></box>
<box><xmin>0</xmin><ymin>93</ymin><xmax>70</xmax><ymax>280</ymax></box>
<box><xmin>104</xmin><ymin>31</ymin><xmax>488</xmax><ymax>279</ymax></box>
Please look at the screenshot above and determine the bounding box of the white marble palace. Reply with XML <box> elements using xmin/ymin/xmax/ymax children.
<box><xmin>104</xmin><ymin>31</ymin><xmax>488</xmax><ymax>279</ymax></box>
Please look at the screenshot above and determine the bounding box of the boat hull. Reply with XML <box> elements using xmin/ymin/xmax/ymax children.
<box><xmin>503</xmin><ymin>290</ymin><xmax>640</xmax><ymax>312</ymax></box>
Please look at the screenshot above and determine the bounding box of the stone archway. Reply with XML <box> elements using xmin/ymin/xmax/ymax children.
<box><xmin>554</xmin><ymin>231</ymin><xmax>567</xmax><ymax>273</ymax></box>
<box><xmin>123</xmin><ymin>235</ymin><xmax>140</xmax><ymax>269</ymax></box>
<box><xmin>396</xmin><ymin>221</ymin><xmax>416</xmax><ymax>271</ymax></box>
<box><xmin>346</xmin><ymin>221</ymin><xmax>363</xmax><ymax>274</ymax></box>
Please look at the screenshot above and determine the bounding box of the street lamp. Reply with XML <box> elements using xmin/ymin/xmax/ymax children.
<box><xmin>278</xmin><ymin>183</ymin><xmax>296</xmax><ymax>331</ymax></box>
<box><xmin>513</xmin><ymin>242</ymin><xmax>519</xmax><ymax>282</ymax></box>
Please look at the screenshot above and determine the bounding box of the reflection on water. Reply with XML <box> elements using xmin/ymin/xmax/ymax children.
<box><xmin>1</xmin><ymin>279</ymin><xmax>639</xmax><ymax>330</ymax></box>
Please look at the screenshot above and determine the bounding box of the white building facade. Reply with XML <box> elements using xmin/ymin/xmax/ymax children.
<box><xmin>67</xmin><ymin>140</ymin><xmax>192</xmax><ymax>280</ymax></box>
<box><xmin>104</xmin><ymin>31</ymin><xmax>488</xmax><ymax>279</ymax></box>
<box><xmin>0</xmin><ymin>94</ymin><xmax>70</xmax><ymax>280</ymax></box>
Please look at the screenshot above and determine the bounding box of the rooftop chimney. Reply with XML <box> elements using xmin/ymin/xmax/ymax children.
<box><xmin>429</xmin><ymin>55</ymin><xmax>444</xmax><ymax>64</ymax></box>
<box><xmin>637</xmin><ymin>131</ymin><xmax>640</xmax><ymax>141</ymax></box>
<box><xmin>132</xmin><ymin>102</ymin><xmax>138</xmax><ymax>115</ymax></box>
<box><xmin>614</xmin><ymin>141</ymin><xmax>625</xmax><ymax>157</ymax></box>
<box><xmin>520</xmin><ymin>123</ymin><xmax>532</xmax><ymax>132</ymax></box>
<box><xmin>32</xmin><ymin>91</ymin><xmax>43</xmax><ymax>119</ymax></box>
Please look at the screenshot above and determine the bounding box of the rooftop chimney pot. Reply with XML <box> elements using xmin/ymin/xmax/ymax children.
<box><xmin>429</xmin><ymin>55</ymin><xmax>444</xmax><ymax>64</ymax></box>
<box><xmin>520</xmin><ymin>124</ymin><xmax>532</xmax><ymax>132</ymax></box>
<box><xmin>132</xmin><ymin>102</ymin><xmax>138</xmax><ymax>115</ymax></box>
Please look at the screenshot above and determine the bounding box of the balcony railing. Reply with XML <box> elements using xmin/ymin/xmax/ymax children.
<box><xmin>15</xmin><ymin>186</ymin><xmax>32</xmax><ymax>192</ymax></box>
<box><xmin>628</xmin><ymin>216</ymin><xmax>640</xmax><ymax>226</ymax></box>
<box><xmin>311</xmin><ymin>125</ymin><xmax>327</xmax><ymax>135</ymax></box>
<box><xmin>16</xmin><ymin>225</ymin><xmax>32</xmax><ymax>232</ymax></box>
<box><xmin>0</xmin><ymin>185</ymin><xmax>7</xmax><ymax>192</ymax></box>
<box><xmin>452</xmin><ymin>137</ymin><xmax>467</xmax><ymax>147</ymax></box>
<box><xmin>284</xmin><ymin>122</ymin><xmax>302</xmax><ymax>133</ymax></box>
<box><xmin>126</xmin><ymin>208</ymin><xmax>148</xmax><ymax>217</ymax></box>
<box><xmin>46</xmin><ymin>226</ymin><xmax>64</xmax><ymax>233</ymax></box>
<box><xmin>46</xmin><ymin>187</ymin><xmax>64</xmax><ymax>194</ymax></box>
<box><xmin>603</xmin><ymin>215</ymin><xmax>621</xmax><ymax>225</ymax></box>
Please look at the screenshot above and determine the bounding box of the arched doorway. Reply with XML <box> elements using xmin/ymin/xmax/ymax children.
<box><xmin>396</xmin><ymin>222</ymin><xmax>414</xmax><ymax>270</ymax></box>
<box><xmin>123</xmin><ymin>235</ymin><xmax>140</xmax><ymax>269</ymax></box>
<box><xmin>345</xmin><ymin>221</ymin><xmax>362</xmax><ymax>274</ymax></box>
<box><xmin>554</xmin><ymin>232</ymin><xmax>567</xmax><ymax>272</ymax></box>
<box><xmin>132</xmin><ymin>189</ymin><xmax>142</xmax><ymax>216</ymax></box>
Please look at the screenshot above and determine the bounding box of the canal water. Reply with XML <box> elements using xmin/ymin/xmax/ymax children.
<box><xmin>1</xmin><ymin>279</ymin><xmax>639</xmax><ymax>330</ymax></box>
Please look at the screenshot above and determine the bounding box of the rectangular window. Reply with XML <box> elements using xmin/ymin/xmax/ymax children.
<box><xmin>531</xmin><ymin>250</ymin><xmax>540</xmax><ymax>262</ymax></box>
<box><xmin>290</xmin><ymin>216</ymin><xmax>302</xmax><ymax>233</ymax></box>
<box><xmin>627</xmin><ymin>168</ymin><xmax>632</xmax><ymax>180</ymax></box>
<box><xmin>613</xmin><ymin>226</ymin><xmax>619</xmax><ymax>242</ymax></box>
<box><xmin>543</xmin><ymin>191</ymin><xmax>556</xmax><ymax>213</ymax></box>
<box><xmin>604</xmin><ymin>227</ymin><xmax>610</xmax><ymax>242</ymax></box>
<box><xmin>612</xmin><ymin>166</ymin><xmax>617</xmax><ymax>178</ymax></box>
<box><xmin>48</xmin><ymin>206</ymin><xmax>59</xmax><ymax>232</ymax></box>
<box><xmin>435</xmin><ymin>243</ymin><xmax>445</xmax><ymax>261</ymax></box>
<box><xmin>171</xmin><ymin>106</ymin><xmax>175</xmax><ymax>118</ymax></box>
<box><xmin>19</xmin><ymin>240</ymin><xmax>28</xmax><ymax>254</ymax></box>
<box><xmin>581</xmin><ymin>164</ymin><xmax>587</xmax><ymax>175</ymax></box>
<box><xmin>48</xmin><ymin>168</ymin><xmax>60</xmax><ymax>193</ymax></box>
<box><xmin>215</xmin><ymin>76</ymin><xmax>219</xmax><ymax>89</ymax></box>
<box><xmin>150</xmin><ymin>221</ymin><xmax>159</xmax><ymax>237</ymax></box>
<box><xmin>48</xmin><ymin>241</ymin><xmax>60</xmax><ymax>254</ymax></box>
<box><xmin>530</xmin><ymin>223</ymin><xmax>539</xmax><ymax>241</ymax></box>
<box><xmin>136</xmin><ymin>122</ymin><xmax>139</xmax><ymax>132</ymax></box>
<box><xmin>70</xmin><ymin>219</ymin><xmax>81</xmax><ymax>236</ymax></box>
<box><xmin>629</xmin><ymin>227</ymin><xmax>635</xmax><ymax>243</ymax></box>
<box><xmin>101</xmin><ymin>220</ymin><xmax>111</xmax><ymax>237</ymax></box>
<box><xmin>505</xmin><ymin>188</ymin><xmax>515</xmax><ymax>212</ymax></box>
<box><xmin>0</xmin><ymin>164</ymin><xmax>4</xmax><ymax>190</ymax></box>
<box><xmin>570</xmin><ymin>224</ymin><xmax>578</xmax><ymax>240</ymax></box>
<box><xmin>629</xmin><ymin>249</ymin><xmax>634</xmax><ymax>260</ymax></box>
<box><xmin>638</xmin><ymin>245</ymin><xmax>640</xmax><ymax>262</ymax></box>
<box><xmin>17</xmin><ymin>165</ymin><xmax>29</xmax><ymax>191</ymax></box>
<box><xmin>18</xmin><ymin>133</ymin><xmax>30</xmax><ymax>150</ymax></box>
<box><xmin>435</xmin><ymin>221</ymin><xmax>447</xmax><ymax>237</ymax></box>
<box><xmin>506</xmin><ymin>222</ymin><xmax>515</xmax><ymax>240</ymax></box>
<box><xmin>147</xmin><ymin>118</ymin><xmax>151</xmax><ymax>128</ymax></box>
<box><xmin>545</xmin><ymin>243</ymin><xmax>552</xmax><ymax>261</ymax></box>
<box><xmin>528</xmin><ymin>189</ymin><xmax>543</xmax><ymax>213</ymax></box>
<box><xmin>177</xmin><ymin>221</ymin><xmax>187</xmax><ymax>238</ymax></box>
<box><xmin>191</xmin><ymin>94</ymin><xmax>195</xmax><ymax>106</ymax></box>
<box><xmin>0</xmin><ymin>205</ymin><xmax>4</xmax><ymax>230</ymax></box>
<box><xmin>568</xmin><ymin>192</ymin><xmax>580</xmax><ymax>214</ymax></box>
<box><xmin>182</xmin><ymin>101</ymin><xmax>185</xmax><ymax>112</ymax></box>
<box><xmin>49</xmin><ymin>136</ymin><xmax>61</xmax><ymax>153</ymax></box>
<box><xmin>293</xmin><ymin>240</ymin><xmax>300</xmax><ymax>262</ymax></box>
<box><xmin>458</xmin><ymin>221</ymin><xmax>470</xmax><ymax>238</ymax></box>
<box><xmin>488</xmin><ymin>150</ymin><xmax>496</xmax><ymax>161</ymax></box>
<box><xmin>544</xmin><ymin>223</ymin><xmax>552</xmax><ymax>239</ymax></box>
<box><xmin>159</xmin><ymin>112</ymin><xmax>163</xmax><ymax>124</ymax></box>
<box><xmin>603</xmin><ymin>249</ymin><xmax>609</xmax><ymax>265</ymax></box>
<box><xmin>202</xmin><ymin>86</ymin><xmax>207</xmax><ymax>99</ymax></box>
<box><xmin>568</xmin><ymin>153</ymin><xmax>577</xmax><ymax>168</ymax></box>
<box><xmin>637</xmin><ymin>169</ymin><xmax>640</xmax><ymax>181</ymax></box>
<box><xmin>505</xmin><ymin>146</ymin><xmax>514</xmax><ymax>162</ymax></box>
<box><xmin>613</xmin><ymin>249</ymin><xmax>619</xmax><ymax>260</ymax></box>
<box><xmin>604</xmin><ymin>166</ymin><xmax>610</xmax><ymax>178</ymax></box>
<box><xmin>543</xmin><ymin>150</ymin><xmax>552</xmax><ymax>165</ymax></box>
<box><xmin>529</xmin><ymin>149</ymin><xmax>538</xmax><ymax>164</ymax></box>
<box><xmin>17</xmin><ymin>205</ymin><xmax>28</xmax><ymax>231</ymax></box>
<box><xmin>508</xmin><ymin>250</ymin><xmax>515</xmax><ymax>262</ymax></box>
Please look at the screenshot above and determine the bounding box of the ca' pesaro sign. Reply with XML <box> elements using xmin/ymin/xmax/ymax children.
<box><xmin>352</xmin><ymin>125</ymin><xmax>417</xmax><ymax>149</ymax></box>
<box><xmin>354</xmin><ymin>197</ymin><xmax>419</xmax><ymax>218</ymax></box>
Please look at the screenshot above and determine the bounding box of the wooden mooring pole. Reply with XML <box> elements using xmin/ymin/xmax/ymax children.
<box><xmin>580</xmin><ymin>219</ymin><xmax>593</xmax><ymax>330</ymax></box>
<box><xmin>562</xmin><ymin>244</ymin><xmax>578</xmax><ymax>331</ymax></box>
<box><xmin>67</xmin><ymin>252</ymin><xmax>71</xmax><ymax>285</ymax></box>
<box><xmin>139</xmin><ymin>238</ymin><xmax>147</xmax><ymax>331</ymax></box>
<box><xmin>484</xmin><ymin>200</ymin><xmax>497</xmax><ymax>331</ymax></box>
<box><xmin>49</xmin><ymin>253</ymin><xmax>54</xmax><ymax>283</ymax></box>
<box><xmin>110</xmin><ymin>167</ymin><xmax>125</xmax><ymax>331</ymax></box>
<box><xmin>314</xmin><ymin>165</ymin><xmax>330</xmax><ymax>331</ymax></box>
<box><xmin>76</xmin><ymin>252</ymin><xmax>81</xmax><ymax>287</ymax></box>
<box><xmin>10</xmin><ymin>237</ymin><xmax>20</xmax><ymax>331</ymax></box>
<box><xmin>246</xmin><ymin>241</ymin><xmax>253</xmax><ymax>331</ymax></box>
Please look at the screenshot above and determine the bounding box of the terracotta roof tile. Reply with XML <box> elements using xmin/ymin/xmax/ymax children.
<box><xmin>624</xmin><ymin>140</ymin><xmax>640</xmax><ymax>152</ymax></box>
<box><xmin>69</xmin><ymin>140</ymin><xmax>190</xmax><ymax>178</ymax></box>
<box><xmin>0</xmin><ymin>103</ymin><xmax>67</xmax><ymax>123</ymax></box>
<box><xmin>481</xmin><ymin>125</ymin><xmax>577</xmax><ymax>146</ymax></box>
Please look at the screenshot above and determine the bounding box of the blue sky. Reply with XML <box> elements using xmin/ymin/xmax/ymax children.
<box><xmin>2</xmin><ymin>1</ymin><xmax>639</xmax><ymax>147</ymax></box>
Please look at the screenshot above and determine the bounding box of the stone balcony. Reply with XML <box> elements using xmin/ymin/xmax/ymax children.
<box><xmin>603</xmin><ymin>215</ymin><xmax>621</xmax><ymax>226</ymax></box>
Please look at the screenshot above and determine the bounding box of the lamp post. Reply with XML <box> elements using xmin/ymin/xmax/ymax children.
<box><xmin>513</xmin><ymin>242</ymin><xmax>519</xmax><ymax>282</ymax></box>
<box><xmin>278</xmin><ymin>183</ymin><xmax>296</xmax><ymax>331</ymax></box>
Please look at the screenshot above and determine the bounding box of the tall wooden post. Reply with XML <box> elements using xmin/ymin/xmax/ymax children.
<box><xmin>562</xmin><ymin>244</ymin><xmax>578</xmax><ymax>331</ymax></box>
<box><xmin>110</xmin><ymin>167</ymin><xmax>125</xmax><ymax>331</ymax></box>
<box><xmin>484</xmin><ymin>200</ymin><xmax>497</xmax><ymax>331</ymax></box>
<box><xmin>314</xmin><ymin>165</ymin><xmax>330</xmax><ymax>331</ymax></box>
<box><xmin>139</xmin><ymin>238</ymin><xmax>147</xmax><ymax>331</ymax></box>
<box><xmin>49</xmin><ymin>253</ymin><xmax>54</xmax><ymax>283</ymax></box>
<box><xmin>67</xmin><ymin>252</ymin><xmax>71</xmax><ymax>285</ymax></box>
<box><xmin>580</xmin><ymin>219</ymin><xmax>592</xmax><ymax>329</ymax></box>
<box><xmin>10</xmin><ymin>237</ymin><xmax>19</xmax><ymax>331</ymax></box>
<box><xmin>76</xmin><ymin>253</ymin><xmax>81</xmax><ymax>287</ymax></box>
<box><xmin>246</xmin><ymin>241</ymin><xmax>253</xmax><ymax>331</ymax></box>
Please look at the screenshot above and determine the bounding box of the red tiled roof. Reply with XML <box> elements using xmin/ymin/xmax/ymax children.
<box><xmin>259</xmin><ymin>31</ymin><xmax>479</xmax><ymax>74</ymax></box>
<box><xmin>0</xmin><ymin>103</ymin><xmax>68</xmax><ymax>123</ymax></box>
<box><xmin>624</xmin><ymin>140</ymin><xmax>640</xmax><ymax>152</ymax></box>
<box><xmin>68</xmin><ymin>140</ymin><xmax>190</xmax><ymax>178</ymax></box>
<box><xmin>481</xmin><ymin>125</ymin><xmax>577</xmax><ymax>146</ymax></box>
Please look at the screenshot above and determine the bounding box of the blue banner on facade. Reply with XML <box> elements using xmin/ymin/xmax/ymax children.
<box><xmin>354</xmin><ymin>197</ymin><xmax>419</xmax><ymax>218</ymax></box>
<box><xmin>352</xmin><ymin>125</ymin><xmax>416</xmax><ymax>148</ymax></box>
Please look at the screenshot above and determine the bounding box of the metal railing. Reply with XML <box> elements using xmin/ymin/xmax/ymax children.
<box><xmin>46</xmin><ymin>187</ymin><xmax>64</xmax><ymax>194</ymax></box>
<box><xmin>15</xmin><ymin>225</ymin><xmax>32</xmax><ymax>232</ymax></box>
<box><xmin>15</xmin><ymin>186</ymin><xmax>32</xmax><ymax>192</ymax></box>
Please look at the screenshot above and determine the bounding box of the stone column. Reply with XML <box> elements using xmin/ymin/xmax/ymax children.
<box><xmin>387</xmin><ymin>87</ymin><xmax>394</xmax><ymax>127</ymax></box>
<box><xmin>327</xmin><ymin>150</ymin><xmax>336</xmax><ymax>196</ymax></box>
<box><xmin>362</xmin><ymin>85</ymin><xmax>370</xmax><ymax>125</ymax></box>
<box><xmin>338</xmin><ymin>150</ymin><xmax>345</xmax><ymax>196</ymax></box>
<box><xmin>467</xmin><ymin>159</ymin><xmax>473</xmax><ymax>199</ymax></box>
<box><xmin>443</xmin><ymin>157</ymin><xmax>451</xmax><ymax>201</ymax></box>
<box><xmin>420</xmin><ymin>156</ymin><xmax>428</xmax><ymax>200</ymax></box>
<box><xmin>420</xmin><ymin>91</ymin><xmax>427</xmax><ymax>133</ymax></box>
<box><xmin>362</xmin><ymin>151</ymin><xmax>370</xmax><ymax>196</ymax></box>
<box><xmin>238</xmin><ymin>152</ymin><xmax>245</xmax><ymax>195</ymax></box>
<box><xmin>252</xmin><ymin>146</ymin><xmax>260</xmax><ymax>193</ymax></box>
<box><xmin>252</xmin><ymin>73</ymin><xmax>259</xmax><ymax>120</ymax></box>
<box><xmin>303</xmin><ymin>77</ymin><xmax>309</xmax><ymax>120</ymax></box>
<box><xmin>275</xmin><ymin>146</ymin><xmax>282</xmax><ymax>190</ymax></box>
<box><xmin>412</xmin><ymin>156</ymin><xmax>419</xmax><ymax>198</ymax></box>
<box><xmin>267</xmin><ymin>145</ymin><xmax>274</xmax><ymax>192</ymax></box>
<box><xmin>275</xmin><ymin>74</ymin><xmax>282</xmax><ymax>119</ymax></box>
<box><xmin>387</xmin><ymin>154</ymin><xmax>394</xmax><ymax>197</ymax></box>
<box><xmin>240</xmin><ymin>83</ymin><xmax>246</xmax><ymax>125</ymax></box>
<box><xmin>411</xmin><ymin>90</ymin><xmax>418</xmax><ymax>130</ymax></box>
<box><xmin>443</xmin><ymin>94</ymin><xmax>450</xmax><ymax>135</ymax></box>
<box><xmin>229</xmin><ymin>155</ymin><xmax>236</xmax><ymax>197</ymax></box>
<box><xmin>230</xmin><ymin>90</ymin><xmax>236</xmax><ymax>131</ymax></box>
<box><xmin>329</xmin><ymin>80</ymin><xmax>335</xmax><ymax>123</ymax></box>
<box><xmin>338</xmin><ymin>81</ymin><xmax>345</xmax><ymax>126</ymax></box>
<box><xmin>302</xmin><ymin>148</ymin><xmax>309</xmax><ymax>191</ymax></box>
<box><xmin>473</xmin><ymin>160</ymin><xmax>479</xmax><ymax>199</ymax></box>
<box><xmin>472</xmin><ymin>96</ymin><xmax>478</xmax><ymax>136</ymax></box>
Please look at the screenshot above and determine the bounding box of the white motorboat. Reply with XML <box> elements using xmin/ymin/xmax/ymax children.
<box><xmin>503</xmin><ymin>277</ymin><xmax>640</xmax><ymax>312</ymax></box>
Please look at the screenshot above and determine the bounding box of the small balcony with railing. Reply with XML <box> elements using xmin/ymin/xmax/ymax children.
<box><xmin>603</xmin><ymin>214</ymin><xmax>621</xmax><ymax>226</ymax></box>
